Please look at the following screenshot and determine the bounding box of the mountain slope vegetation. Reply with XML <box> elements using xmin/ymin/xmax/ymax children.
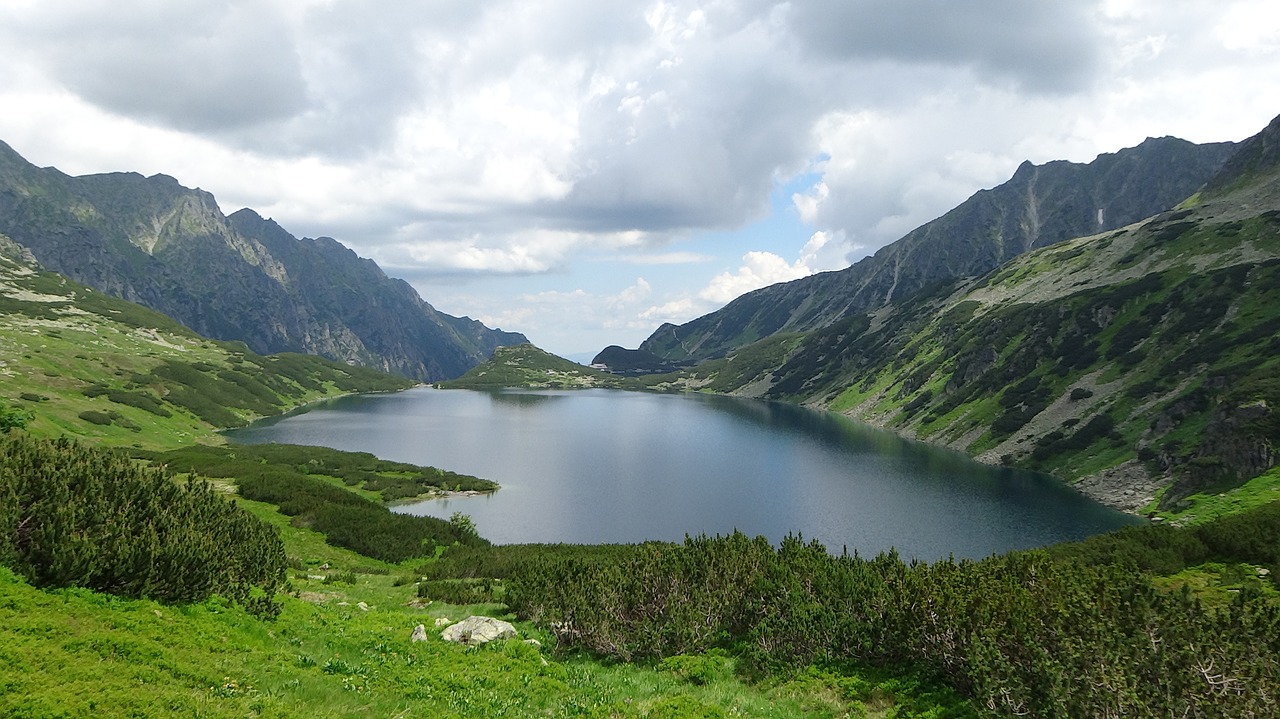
<box><xmin>658</xmin><ymin>113</ymin><xmax>1280</xmax><ymax>516</ymax></box>
<box><xmin>0</xmin><ymin>232</ymin><xmax>413</xmax><ymax>447</ymax></box>
<box><xmin>0</xmin><ymin>141</ymin><xmax>526</xmax><ymax>381</ymax></box>
<box><xmin>440</xmin><ymin>343</ymin><xmax>641</xmax><ymax>390</ymax></box>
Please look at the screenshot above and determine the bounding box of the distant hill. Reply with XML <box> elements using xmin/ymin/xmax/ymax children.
<box><xmin>0</xmin><ymin>143</ymin><xmax>526</xmax><ymax>381</ymax></box>
<box><xmin>639</xmin><ymin>135</ymin><xmax>1238</xmax><ymax>362</ymax></box>
<box><xmin>659</xmin><ymin>113</ymin><xmax>1280</xmax><ymax>516</ymax></box>
<box><xmin>590</xmin><ymin>345</ymin><xmax>686</xmax><ymax>375</ymax></box>
<box><xmin>440</xmin><ymin>343</ymin><xmax>638</xmax><ymax>390</ymax></box>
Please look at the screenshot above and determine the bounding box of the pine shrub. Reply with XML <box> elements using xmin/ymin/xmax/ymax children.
<box><xmin>0</xmin><ymin>435</ymin><xmax>286</xmax><ymax>616</ymax></box>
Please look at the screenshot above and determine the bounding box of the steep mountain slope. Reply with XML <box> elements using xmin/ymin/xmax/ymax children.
<box><xmin>0</xmin><ymin>233</ymin><xmax>413</xmax><ymax>446</ymax></box>
<box><xmin>639</xmin><ymin>136</ymin><xmax>1237</xmax><ymax>362</ymax></box>
<box><xmin>0</xmin><ymin>142</ymin><xmax>526</xmax><ymax>381</ymax></box>
<box><xmin>675</xmin><ymin>113</ymin><xmax>1280</xmax><ymax>514</ymax></box>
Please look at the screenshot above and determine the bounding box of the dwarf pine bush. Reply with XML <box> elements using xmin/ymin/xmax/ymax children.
<box><xmin>0</xmin><ymin>434</ymin><xmax>286</xmax><ymax>616</ymax></box>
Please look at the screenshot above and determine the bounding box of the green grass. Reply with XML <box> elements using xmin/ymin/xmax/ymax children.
<box><xmin>0</xmin><ymin>564</ymin><xmax>965</xmax><ymax>718</ymax></box>
<box><xmin>1152</xmin><ymin>561</ymin><xmax>1280</xmax><ymax>611</ymax></box>
<box><xmin>1148</xmin><ymin>466</ymin><xmax>1280</xmax><ymax>525</ymax></box>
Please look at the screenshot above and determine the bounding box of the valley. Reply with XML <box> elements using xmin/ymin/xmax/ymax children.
<box><xmin>3</xmin><ymin>112</ymin><xmax>1280</xmax><ymax>717</ymax></box>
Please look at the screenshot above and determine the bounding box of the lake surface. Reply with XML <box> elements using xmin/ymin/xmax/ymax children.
<box><xmin>226</xmin><ymin>387</ymin><xmax>1141</xmax><ymax>559</ymax></box>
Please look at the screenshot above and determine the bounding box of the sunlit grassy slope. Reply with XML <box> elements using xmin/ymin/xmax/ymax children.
<box><xmin>0</xmin><ymin>495</ymin><xmax>971</xmax><ymax>719</ymax></box>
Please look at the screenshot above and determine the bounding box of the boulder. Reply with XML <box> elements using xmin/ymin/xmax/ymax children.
<box><xmin>440</xmin><ymin>616</ymin><xmax>517</xmax><ymax>646</ymax></box>
<box><xmin>410</xmin><ymin>624</ymin><xmax>428</xmax><ymax>643</ymax></box>
<box><xmin>434</xmin><ymin>617</ymin><xmax>452</xmax><ymax>628</ymax></box>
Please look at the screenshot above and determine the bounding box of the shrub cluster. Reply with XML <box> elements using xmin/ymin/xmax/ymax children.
<box><xmin>141</xmin><ymin>444</ymin><xmax>488</xmax><ymax>563</ymax></box>
<box><xmin>417</xmin><ymin>578</ymin><xmax>501</xmax><ymax>605</ymax></box>
<box><xmin>0</xmin><ymin>435</ymin><xmax>285</xmax><ymax>617</ymax></box>
<box><xmin>501</xmin><ymin>505</ymin><xmax>1280</xmax><ymax>718</ymax></box>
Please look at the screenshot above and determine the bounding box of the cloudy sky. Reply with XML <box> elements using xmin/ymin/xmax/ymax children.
<box><xmin>1</xmin><ymin>1</ymin><xmax>1277</xmax><ymax>358</ymax></box>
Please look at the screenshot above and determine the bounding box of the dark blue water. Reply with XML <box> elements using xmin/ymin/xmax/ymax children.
<box><xmin>226</xmin><ymin>387</ymin><xmax>1140</xmax><ymax>559</ymax></box>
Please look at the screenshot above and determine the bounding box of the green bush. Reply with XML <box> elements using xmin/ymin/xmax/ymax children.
<box><xmin>0</xmin><ymin>435</ymin><xmax>286</xmax><ymax>616</ymax></box>
<box><xmin>417</xmin><ymin>578</ymin><xmax>499</xmax><ymax>605</ymax></box>
<box><xmin>0</xmin><ymin>402</ymin><xmax>32</xmax><ymax>433</ymax></box>
<box><xmin>137</xmin><ymin>444</ymin><xmax>488</xmax><ymax>562</ymax></box>
<box><xmin>322</xmin><ymin>571</ymin><xmax>358</xmax><ymax>585</ymax></box>
<box><xmin>78</xmin><ymin>410</ymin><xmax>114</xmax><ymax>426</ymax></box>
<box><xmin>502</xmin><ymin>510</ymin><xmax>1280</xmax><ymax>718</ymax></box>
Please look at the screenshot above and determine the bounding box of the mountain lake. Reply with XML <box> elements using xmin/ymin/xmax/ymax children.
<box><xmin>225</xmin><ymin>386</ymin><xmax>1143</xmax><ymax>559</ymax></box>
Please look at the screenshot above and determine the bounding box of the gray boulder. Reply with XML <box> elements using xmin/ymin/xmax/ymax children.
<box><xmin>440</xmin><ymin>616</ymin><xmax>517</xmax><ymax>646</ymax></box>
<box><xmin>410</xmin><ymin>624</ymin><xmax>428</xmax><ymax>643</ymax></box>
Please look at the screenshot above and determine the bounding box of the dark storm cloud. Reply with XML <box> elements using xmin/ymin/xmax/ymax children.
<box><xmin>786</xmin><ymin>0</ymin><xmax>1103</xmax><ymax>93</ymax></box>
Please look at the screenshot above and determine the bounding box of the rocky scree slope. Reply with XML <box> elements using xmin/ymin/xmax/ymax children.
<box><xmin>0</xmin><ymin>142</ymin><xmax>525</xmax><ymax>381</ymax></box>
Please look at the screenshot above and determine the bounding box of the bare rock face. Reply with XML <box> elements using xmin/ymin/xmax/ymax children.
<box><xmin>440</xmin><ymin>616</ymin><xmax>517</xmax><ymax>646</ymax></box>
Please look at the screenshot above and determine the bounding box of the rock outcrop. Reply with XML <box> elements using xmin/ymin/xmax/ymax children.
<box><xmin>440</xmin><ymin>616</ymin><xmax>517</xmax><ymax>646</ymax></box>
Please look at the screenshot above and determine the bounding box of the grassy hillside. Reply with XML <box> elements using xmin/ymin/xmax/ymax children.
<box><xmin>664</xmin><ymin>207</ymin><xmax>1280</xmax><ymax>519</ymax></box>
<box><xmin>0</xmin><ymin>234</ymin><xmax>414</xmax><ymax>448</ymax></box>
<box><xmin>639</xmin><ymin>136</ymin><xmax>1238</xmax><ymax>363</ymax></box>
<box><xmin>4</xmin><ymin>265</ymin><xmax>1279</xmax><ymax>717</ymax></box>
<box><xmin>0</xmin><ymin>141</ymin><xmax>527</xmax><ymax>382</ymax></box>
<box><xmin>6</xmin><ymin>425</ymin><xmax>1278</xmax><ymax>717</ymax></box>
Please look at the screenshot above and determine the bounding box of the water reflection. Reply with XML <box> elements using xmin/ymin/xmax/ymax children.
<box><xmin>486</xmin><ymin>389</ymin><xmax>568</xmax><ymax>408</ymax></box>
<box><xmin>226</xmin><ymin>387</ymin><xmax>1140</xmax><ymax>559</ymax></box>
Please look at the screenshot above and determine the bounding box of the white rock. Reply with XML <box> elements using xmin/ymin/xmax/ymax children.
<box><xmin>410</xmin><ymin>624</ymin><xmax>428</xmax><ymax>643</ymax></box>
<box><xmin>356</xmin><ymin>602</ymin><xmax>369</xmax><ymax>611</ymax></box>
<box><xmin>434</xmin><ymin>617</ymin><xmax>452</xmax><ymax>627</ymax></box>
<box><xmin>440</xmin><ymin>616</ymin><xmax>517</xmax><ymax>646</ymax></box>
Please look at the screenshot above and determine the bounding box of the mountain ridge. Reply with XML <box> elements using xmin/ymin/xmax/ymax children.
<box><xmin>0</xmin><ymin>141</ymin><xmax>526</xmax><ymax>381</ymax></box>
<box><xmin>637</xmin><ymin>135</ymin><xmax>1239</xmax><ymax>362</ymax></box>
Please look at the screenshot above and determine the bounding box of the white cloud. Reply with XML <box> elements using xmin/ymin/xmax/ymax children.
<box><xmin>638</xmin><ymin>297</ymin><xmax>701</xmax><ymax>327</ymax></box>
<box><xmin>450</xmin><ymin>277</ymin><xmax>660</xmax><ymax>353</ymax></box>
<box><xmin>0</xmin><ymin>0</ymin><xmax>1277</xmax><ymax>352</ymax></box>
<box><xmin>699</xmin><ymin>251</ymin><xmax>810</xmax><ymax>304</ymax></box>
<box><xmin>616</xmin><ymin>251</ymin><xmax>714</xmax><ymax>265</ymax></box>
<box><xmin>633</xmin><ymin>230</ymin><xmax>860</xmax><ymax>329</ymax></box>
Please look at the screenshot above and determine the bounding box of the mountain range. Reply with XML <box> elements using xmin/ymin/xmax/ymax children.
<box><xmin>0</xmin><ymin>142</ymin><xmax>525</xmax><ymax>381</ymax></box>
